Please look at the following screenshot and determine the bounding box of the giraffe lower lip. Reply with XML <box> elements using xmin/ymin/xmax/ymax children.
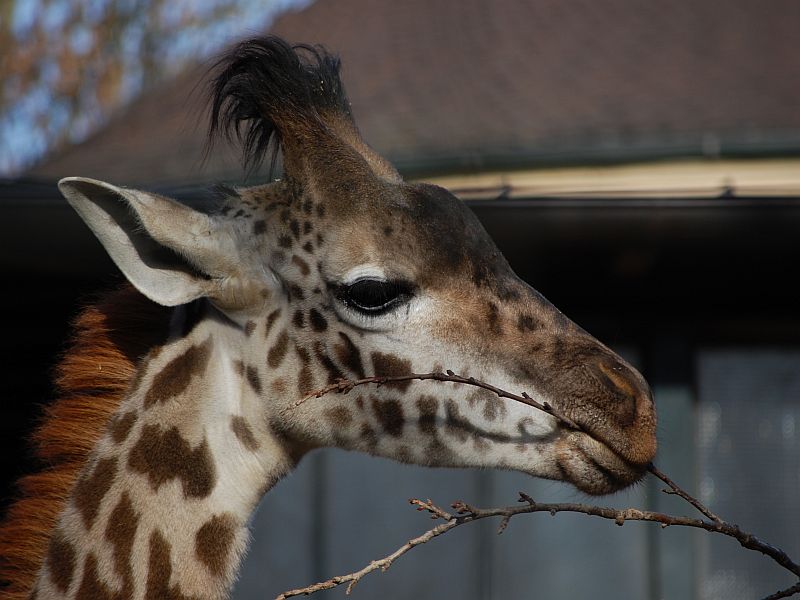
<box><xmin>557</xmin><ymin>432</ymin><xmax>647</xmax><ymax>495</ymax></box>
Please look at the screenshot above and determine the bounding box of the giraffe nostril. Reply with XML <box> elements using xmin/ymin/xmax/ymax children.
<box><xmin>585</xmin><ymin>356</ymin><xmax>657</xmax><ymax>464</ymax></box>
<box><xmin>594</xmin><ymin>359</ymin><xmax>644</xmax><ymax>427</ymax></box>
<box><xmin>596</xmin><ymin>360</ymin><xmax>636</xmax><ymax>397</ymax></box>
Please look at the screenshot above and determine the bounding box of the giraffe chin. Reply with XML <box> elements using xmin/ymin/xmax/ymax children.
<box><xmin>555</xmin><ymin>431</ymin><xmax>649</xmax><ymax>495</ymax></box>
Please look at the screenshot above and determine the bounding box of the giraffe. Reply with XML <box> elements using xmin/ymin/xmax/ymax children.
<box><xmin>0</xmin><ymin>37</ymin><xmax>657</xmax><ymax>599</ymax></box>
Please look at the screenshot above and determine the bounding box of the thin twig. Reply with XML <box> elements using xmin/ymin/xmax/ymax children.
<box><xmin>293</xmin><ymin>371</ymin><xmax>581</xmax><ymax>429</ymax></box>
<box><xmin>274</xmin><ymin>501</ymin><xmax>458</xmax><ymax>599</ymax></box>
<box><xmin>457</xmin><ymin>494</ymin><xmax>800</xmax><ymax>578</ymax></box>
<box><xmin>275</xmin><ymin>371</ymin><xmax>800</xmax><ymax>600</ymax></box>
<box><xmin>762</xmin><ymin>582</ymin><xmax>800</xmax><ymax>600</ymax></box>
<box><xmin>275</xmin><ymin>493</ymin><xmax>799</xmax><ymax>599</ymax></box>
<box><xmin>444</xmin><ymin>491</ymin><xmax>799</xmax><ymax>577</ymax></box>
<box><xmin>646</xmin><ymin>462</ymin><xmax>723</xmax><ymax>524</ymax></box>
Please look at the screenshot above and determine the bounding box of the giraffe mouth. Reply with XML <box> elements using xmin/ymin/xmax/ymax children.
<box><xmin>539</xmin><ymin>355</ymin><xmax>657</xmax><ymax>494</ymax></box>
<box><xmin>555</xmin><ymin>430</ymin><xmax>649</xmax><ymax>495</ymax></box>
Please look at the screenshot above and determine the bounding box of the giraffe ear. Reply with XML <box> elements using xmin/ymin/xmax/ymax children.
<box><xmin>59</xmin><ymin>177</ymin><xmax>239</xmax><ymax>307</ymax></box>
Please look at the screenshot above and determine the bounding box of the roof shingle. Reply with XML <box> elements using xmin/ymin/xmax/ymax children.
<box><xmin>30</xmin><ymin>0</ymin><xmax>800</xmax><ymax>185</ymax></box>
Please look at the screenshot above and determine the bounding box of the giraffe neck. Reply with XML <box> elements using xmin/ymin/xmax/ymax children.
<box><xmin>35</xmin><ymin>301</ymin><xmax>296</xmax><ymax>600</ymax></box>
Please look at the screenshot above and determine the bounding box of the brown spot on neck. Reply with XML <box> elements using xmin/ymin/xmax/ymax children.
<box><xmin>45</xmin><ymin>531</ymin><xmax>76</xmax><ymax>594</ymax></box>
<box><xmin>267</xmin><ymin>330</ymin><xmax>289</xmax><ymax>368</ymax></box>
<box><xmin>128</xmin><ymin>425</ymin><xmax>216</xmax><ymax>498</ymax></box>
<box><xmin>230</xmin><ymin>416</ymin><xmax>260</xmax><ymax>451</ymax></box>
<box><xmin>245</xmin><ymin>365</ymin><xmax>263</xmax><ymax>395</ymax></box>
<box><xmin>195</xmin><ymin>513</ymin><xmax>238</xmax><ymax>578</ymax></box>
<box><xmin>264</xmin><ymin>308</ymin><xmax>281</xmax><ymax>338</ymax></box>
<box><xmin>105</xmin><ymin>492</ymin><xmax>138</xmax><ymax>598</ymax></box>
<box><xmin>108</xmin><ymin>411</ymin><xmax>137</xmax><ymax>444</ymax></box>
<box><xmin>146</xmin><ymin>530</ymin><xmax>196</xmax><ymax>600</ymax></box>
<box><xmin>244</xmin><ymin>320</ymin><xmax>257</xmax><ymax>337</ymax></box>
<box><xmin>77</xmin><ymin>554</ymin><xmax>120</xmax><ymax>600</ymax></box>
<box><xmin>296</xmin><ymin>345</ymin><xmax>314</xmax><ymax>395</ymax></box>
<box><xmin>144</xmin><ymin>339</ymin><xmax>212</xmax><ymax>409</ymax></box>
<box><xmin>74</xmin><ymin>456</ymin><xmax>118</xmax><ymax>529</ymax></box>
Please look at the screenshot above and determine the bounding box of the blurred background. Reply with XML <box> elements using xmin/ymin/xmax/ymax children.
<box><xmin>2</xmin><ymin>1</ymin><xmax>800</xmax><ymax>599</ymax></box>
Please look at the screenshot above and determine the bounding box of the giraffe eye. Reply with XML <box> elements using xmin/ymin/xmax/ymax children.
<box><xmin>341</xmin><ymin>278</ymin><xmax>411</xmax><ymax>314</ymax></box>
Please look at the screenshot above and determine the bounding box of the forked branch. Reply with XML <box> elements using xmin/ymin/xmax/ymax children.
<box><xmin>276</xmin><ymin>371</ymin><xmax>799</xmax><ymax>600</ymax></box>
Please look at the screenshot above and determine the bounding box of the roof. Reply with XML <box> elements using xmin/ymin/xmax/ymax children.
<box><xmin>29</xmin><ymin>0</ymin><xmax>800</xmax><ymax>186</ymax></box>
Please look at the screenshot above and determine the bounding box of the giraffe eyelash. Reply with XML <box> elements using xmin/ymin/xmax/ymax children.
<box><xmin>333</xmin><ymin>278</ymin><xmax>414</xmax><ymax>316</ymax></box>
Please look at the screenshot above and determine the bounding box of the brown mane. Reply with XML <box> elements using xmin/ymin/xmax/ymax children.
<box><xmin>0</xmin><ymin>285</ymin><xmax>171</xmax><ymax>599</ymax></box>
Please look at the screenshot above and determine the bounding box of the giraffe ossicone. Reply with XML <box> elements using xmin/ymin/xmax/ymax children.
<box><xmin>1</xmin><ymin>36</ymin><xmax>656</xmax><ymax>599</ymax></box>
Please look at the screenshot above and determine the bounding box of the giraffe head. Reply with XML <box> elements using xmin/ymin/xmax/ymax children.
<box><xmin>59</xmin><ymin>37</ymin><xmax>655</xmax><ymax>496</ymax></box>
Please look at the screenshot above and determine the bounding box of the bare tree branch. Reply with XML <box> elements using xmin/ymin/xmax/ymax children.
<box><xmin>276</xmin><ymin>372</ymin><xmax>800</xmax><ymax>599</ymax></box>
<box><xmin>292</xmin><ymin>370</ymin><xmax>580</xmax><ymax>429</ymax></box>
<box><xmin>646</xmin><ymin>462</ymin><xmax>723</xmax><ymax>524</ymax></box>
<box><xmin>274</xmin><ymin>515</ymin><xmax>458</xmax><ymax>599</ymax></box>
<box><xmin>275</xmin><ymin>492</ymin><xmax>799</xmax><ymax>599</ymax></box>
<box><xmin>452</xmin><ymin>494</ymin><xmax>800</xmax><ymax>578</ymax></box>
<box><xmin>763</xmin><ymin>582</ymin><xmax>800</xmax><ymax>600</ymax></box>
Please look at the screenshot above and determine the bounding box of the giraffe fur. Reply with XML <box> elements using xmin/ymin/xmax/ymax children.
<box><xmin>0</xmin><ymin>37</ymin><xmax>657</xmax><ymax>599</ymax></box>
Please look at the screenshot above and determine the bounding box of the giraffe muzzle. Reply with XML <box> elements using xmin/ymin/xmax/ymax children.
<box><xmin>547</xmin><ymin>352</ymin><xmax>657</xmax><ymax>494</ymax></box>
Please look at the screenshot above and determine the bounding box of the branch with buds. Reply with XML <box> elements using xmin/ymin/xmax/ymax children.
<box><xmin>277</xmin><ymin>372</ymin><xmax>800</xmax><ymax>600</ymax></box>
